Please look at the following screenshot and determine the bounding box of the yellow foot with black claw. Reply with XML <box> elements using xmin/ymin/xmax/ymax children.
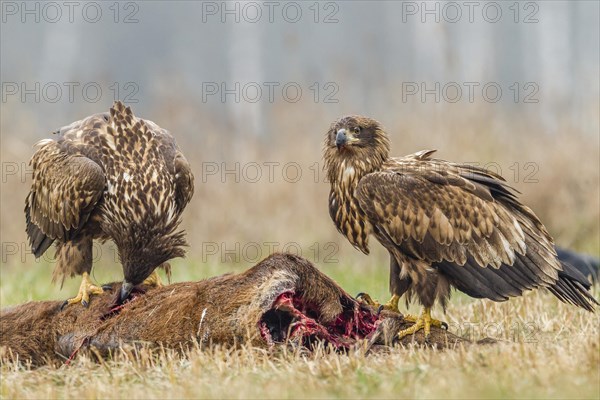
<box><xmin>142</xmin><ymin>270</ymin><xmax>163</xmax><ymax>288</ymax></box>
<box><xmin>356</xmin><ymin>293</ymin><xmax>400</xmax><ymax>314</ymax></box>
<box><xmin>61</xmin><ymin>272</ymin><xmax>104</xmax><ymax>309</ymax></box>
<box><xmin>356</xmin><ymin>292</ymin><xmax>381</xmax><ymax>308</ymax></box>
<box><xmin>398</xmin><ymin>307</ymin><xmax>448</xmax><ymax>342</ymax></box>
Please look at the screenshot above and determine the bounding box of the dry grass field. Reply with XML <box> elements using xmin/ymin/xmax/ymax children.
<box><xmin>1</xmin><ymin>104</ymin><xmax>599</xmax><ymax>399</ymax></box>
<box><xmin>1</xmin><ymin>286</ymin><xmax>598</xmax><ymax>399</ymax></box>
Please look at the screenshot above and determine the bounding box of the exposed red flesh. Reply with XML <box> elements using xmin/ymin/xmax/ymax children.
<box><xmin>259</xmin><ymin>290</ymin><xmax>381</xmax><ymax>349</ymax></box>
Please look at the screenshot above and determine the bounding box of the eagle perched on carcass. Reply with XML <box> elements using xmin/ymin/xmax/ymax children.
<box><xmin>323</xmin><ymin>115</ymin><xmax>597</xmax><ymax>340</ymax></box>
<box><xmin>25</xmin><ymin>101</ymin><xmax>194</xmax><ymax>306</ymax></box>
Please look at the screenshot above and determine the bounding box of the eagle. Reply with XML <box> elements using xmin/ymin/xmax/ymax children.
<box><xmin>323</xmin><ymin>115</ymin><xmax>597</xmax><ymax>340</ymax></box>
<box><xmin>25</xmin><ymin>101</ymin><xmax>194</xmax><ymax>307</ymax></box>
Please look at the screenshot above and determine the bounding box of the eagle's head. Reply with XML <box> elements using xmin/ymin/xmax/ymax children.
<box><xmin>323</xmin><ymin>115</ymin><xmax>391</xmax><ymax>183</ymax></box>
<box><xmin>111</xmin><ymin>217</ymin><xmax>188</xmax><ymax>286</ymax></box>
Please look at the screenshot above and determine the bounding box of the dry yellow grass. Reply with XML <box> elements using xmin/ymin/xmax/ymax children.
<box><xmin>1</xmin><ymin>287</ymin><xmax>599</xmax><ymax>399</ymax></box>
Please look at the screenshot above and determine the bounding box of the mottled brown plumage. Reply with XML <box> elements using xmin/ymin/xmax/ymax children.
<box><xmin>324</xmin><ymin>115</ymin><xmax>597</xmax><ymax>314</ymax></box>
<box><xmin>25</xmin><ymin>101</ymin><xmax>194</xmax><ymax>302</ymax></box>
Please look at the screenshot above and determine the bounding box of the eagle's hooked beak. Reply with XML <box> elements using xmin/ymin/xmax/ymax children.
<box><xmin>119</xmin><ymin>281</ymin><xmax>134</xmax><ymax>305</ymax></box>
<box><xmin>336</xmin><ymin>129</ymin><xmax>348</xmax><ymax>149</ymax></box>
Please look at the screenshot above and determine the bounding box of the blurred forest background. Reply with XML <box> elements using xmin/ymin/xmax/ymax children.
<box><xmin>1</xmin><ymin>1</ymin><xmax>598</xmax><ymax>304</ymax></box>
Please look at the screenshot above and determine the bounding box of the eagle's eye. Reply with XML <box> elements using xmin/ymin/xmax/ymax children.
<box><xmin>353</xmin><ymin>126</ymin><xmax>361</xmax><ymax>134</ymax></box>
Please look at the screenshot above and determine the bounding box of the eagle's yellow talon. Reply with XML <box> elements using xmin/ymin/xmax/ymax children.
<box><xmin>62</xmin><ymin>272</ymin><xmax>104</xmax><ymax>308</ymax></box>
<box><xmin>356</xmin><ymin>292</ymin><xmax>381</xmax><ymax>308</ymax></box>
<box><xmin>142</xmin><ymin>270</ymin><xmax>163</xmax><ymax>288</ymax></box>
<box><xmin>357</xmin><ymin>293</ymin><xmax>401</xmax><ymax>313</ymax></box>
<box><xmin>382</xmin><ymin>294</ymin><xmax>400</xmax><ymax>313</ymax></box>
<box><xmin>398</xmin><ymin>307</ymin><xmax>446</xmax><ymax>341</ymax></box>
<box><xmin>402</xmin><ymin>313</ymin><xmax>419</xmax><ymax>323</ymax></box>
<box><xmin>398</xmin><ymin>318</ymin><xmax>425</xmax><ymax>339</ymax></box>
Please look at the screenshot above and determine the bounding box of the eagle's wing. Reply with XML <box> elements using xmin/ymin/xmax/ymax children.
<box><xmin>355</xmin><ymin>150</ymin><xmax>562</xmax><ymax>285</ymax></box>
<box><xmin>172</xmin><ymin>150</ymin><xmax>194</xmax><ymax>212</ymax></box>
<box><xmin>144</xmin><ymin>120</ymin><xmax>194</xmax><ymax>212</ymax></box>
<box><xmin>25</xmin><ymin>139</ymin><xmax>105</xmax><ymax>257</ymax></box>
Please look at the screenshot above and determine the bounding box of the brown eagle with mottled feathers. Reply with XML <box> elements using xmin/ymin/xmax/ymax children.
<box><xmin>324</xmin><ymin>115</ymin><xmax>597</xmax><ymax>340</ymax></box>
<box><xmin>25</xmin><ymin>101</ymin><xmax>194</xmax><ymax>306</ymax></box>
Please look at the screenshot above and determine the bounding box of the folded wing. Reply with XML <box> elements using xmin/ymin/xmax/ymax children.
<box><xmin>355</xmin><ymin>150</ymin><xmax>596</xmax><ymax>309</ymax></box>
<box><xmin>25</xmin><ymin>140</ymin><xmax>105</xmax><ymax>257</ymax></box>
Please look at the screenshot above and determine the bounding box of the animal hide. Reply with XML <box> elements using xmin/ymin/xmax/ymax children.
<box><xmin>1</xmin><ymin>254</ymin><xmax>475</xmax><ymax>367</ymax></box>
